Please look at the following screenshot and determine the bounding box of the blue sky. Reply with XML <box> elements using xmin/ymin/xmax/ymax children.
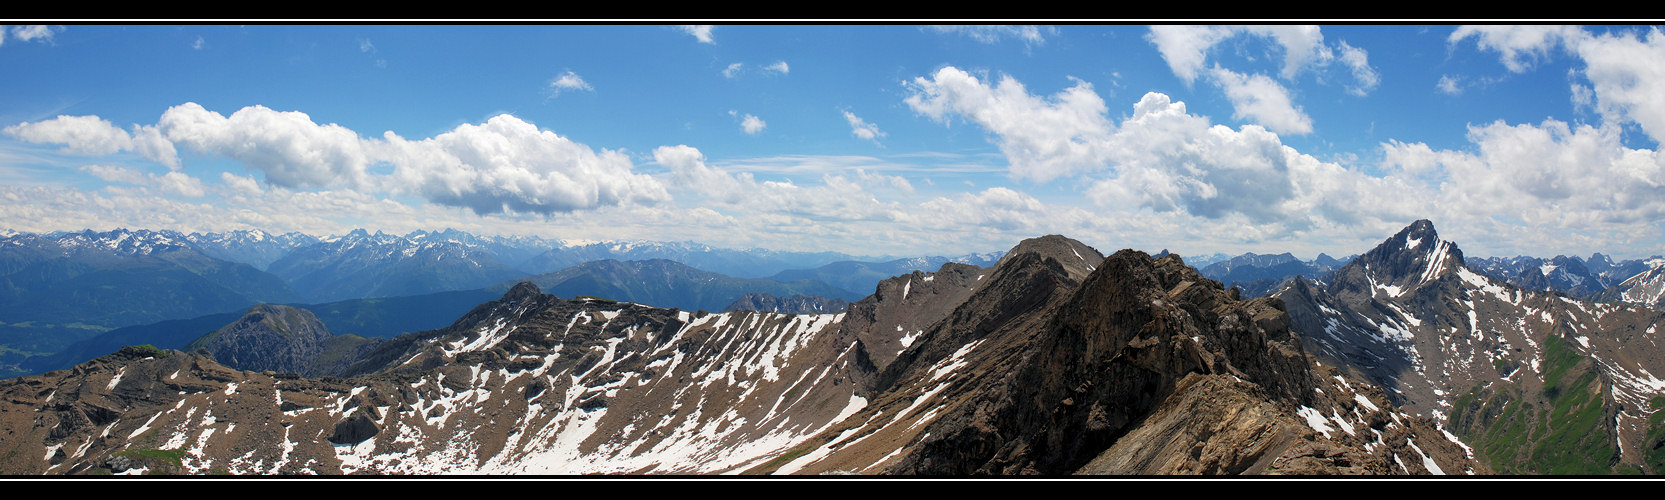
<box><xmin>3</xmin><ymin>24</ymin><xmax>1663</xmax><ymax>261</ymax></box>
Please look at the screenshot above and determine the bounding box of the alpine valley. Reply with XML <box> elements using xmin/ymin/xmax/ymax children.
<box><xmin>4</xmin><ymin>220</ymin><xmax>1665</xmax><ymax>476</ymax></box>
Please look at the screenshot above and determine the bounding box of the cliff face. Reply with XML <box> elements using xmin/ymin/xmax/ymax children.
<box><xmin>184</xmin><ymin>304</ymin><xmax>381</xmax><ymax>377</ymax></box>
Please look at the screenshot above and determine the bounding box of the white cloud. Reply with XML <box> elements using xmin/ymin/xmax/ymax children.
<box><xmin>1146</xmin><ymin>25</ymin><xmax>1233</xmax><ymax>85</ymax></box>
<box><xmin>79</xmin><ymin>164</ymin><xmax>150</xmax><ymax>185</ymax></box>
<box><xmin>1208</xmin><ymin>67</ymin><xmax>1314</xmax><ymax>135</ymax></box>
<box><xmin>902</xmin><ymin>67</ymin><xmax>1416</xmax><ymax>232</ymax></box>
<box><xmin>927</xmin><ymin>25</ymin><xmax>1049</xmax><ymax>46</ymax></box>
<box><xmin>1146</xmin><ymin>25</ymin><xmax>1378</xmax><ymax>98</ymax></box>
<box><xmin>78</xmin><ymin>165</ymin><xmax>205</xmax><ymax>197</ymax></box>
<box><xmin>904</xmin><ymin>66</ymin><xmax>1115</xmax><ymax>183</ymax></box>
<box><xmin>654</xmin><ymin>145</ymin><xmax>751</xmax><ymax>204</ymax></box>
<box><xmin>1244</xmin><ymin>25</ymin><xmax>1333</xmax><ymax>80</ymax></box>
<box><xmin>842</xmin><ymin>111</ymin><xmax>885</xmax><ymax>143</ymax></box>
<box><xmin>221</xmin><ymin>172</ymin><xmax>262</xmax><ymax>196</ymax></box>
<box><xmin>375</xmin><ymin>113</ymin><xmax>671</xmax><ymax>215</ymax></box>
<box><xmin>549</xmin><ymin>70</ymin><xmax>593</xmax><ymax>95</ymax></box>
<box><xmin>158</xmin><ymin>171</ymin><xmax>207</xmax><ymax>197</ymax></box>
<box><xmin>1436</xmin><ymin>75</ymin><xmax>1463</xmax><ymax>95</ymax></box>
<box><xmin>4</xmin><ymin>115</ymin><xmax>181</xmax><ymax>168</ymax></box>
<box><xmin>1451</xmin><ymin>26</ymin><xmax>1665</xmax><ymax>147</ymax></box>
<box><xmin>158</xmin><ymin>103</ymin><xmax>371</xmax><ymax>190</ymax></box>
<box><xmin>192</xmin><ymin>36</ymin><xmax>205</xmax><ymax>50</ymax></box>
<box><xmin>1379</xmin><ymin>119</ymin><xmax>1665</xmax><ymax>255</ymax></box>
<box><xmin>10</xmin><ymin>25</ymin><xmax>60</xmax><ymax>44</ymax></box>
<box><xmin>1570</xmin><ymin>27</ymin><xmax>1665</xmax><ymax>146</ymax></box>
<box><xmin>1337</xmin><ymin>41</ymin><xmax>1379</xmax><ymax>96</ymax></box>
<box><xmin>680</xmin><ymin>25</ymin><xmax>715</xmax><ymax>44</ymax></box>
<box><xmin>14</xmin><ymin>103</ymin><xmax>673</xmax><ymax>216</ymax></box>
<box><xmin>764</xmin><ymin>61</ymin><xmax>789</xmax><ymax>75</ymax></box>
<box><xmin>6</xmin><ymin>115</ymin><xmax>134</xmax><ymax>156</ymax></box>
<box><xmin>723</xmin><ymin>62</ymin><xmax>743</xmax><ymax>79</ymax></box>
<box><xmin>652</xmin><ymin>144</ymin><xmax>908</xmax><ymax>225</ymax></box>
<box><xmin>1449</xmin><ymin>25</ymin><xmax>1583</xmax><ymax>73</ymax></box>
<box><xmin>740</xmin><ymin>114</ymin><xmax>766</xmax><ymax>135</ymax></box>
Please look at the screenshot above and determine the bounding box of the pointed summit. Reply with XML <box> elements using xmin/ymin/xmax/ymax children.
<box><xmin>504</xmin><ymin>281</ymin><xmax>542</xmax><ymax>302</ymax></box>
<box><xmin>1330</xmin><ymin>219</ymin><xmax>1465</xmax><ymax>301</ymax></box>
<box><xmin>996</xmin><ymin>235</ymin><xmax>1104</xmax><ymax>282</ymax></box>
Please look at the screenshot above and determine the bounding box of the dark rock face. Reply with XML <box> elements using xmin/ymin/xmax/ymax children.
<box><xmin>185</xmin><ymin>304</ymin><xmax>382</xmax><ymax>377</ymax></box>
<box><xmin>882</xmin><ymin>250</ymin><xmax>1313</xmax><ymax>474</ymax></box>
<box><xmin>328</xmin><ymin>413</ymin><xmax>380</xmax><ymax>445</ymax></box>
<box><xmin>839</xmin><ymin>262</ymin><xmax>988</xmax><ymax>369</ymax></box>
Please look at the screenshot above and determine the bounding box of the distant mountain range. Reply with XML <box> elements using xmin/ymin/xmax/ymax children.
<box><xmin>1196</xmin><ymin>251</ymin><xmax>1353</xmax><ymax>298</ymax></box>
<box><xmin>1465</xmin><ymin>253</ymin><xmax>1665</xmax><ymax>300</ymax></box>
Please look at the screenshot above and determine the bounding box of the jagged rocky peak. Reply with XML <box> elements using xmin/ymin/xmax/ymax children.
<box><xmin>996</xmin><ymin>234</ymin><xmax>1105</xmax><ymax>282</ymax></box>
<box><xmin>184</xmin><ymin>304</ymin><xmax>344</xmax><ymax>376</ymax></box>
<box><xmin>827</xmin><ymin>248</ymin><xmax>1323</xmax><ymax>475</ymax></box>
<box><xmin>503</xmin><ymin>281</ymin><xmax>543</xmax><ymax>302</ymax></box>
<box><xmin>1332</xmin><ymin>219</ymin><xmax>1465</xmax><ymax>301</ymax></box>
<box><xmin>842</xmin><ymin>261</ymin><xmax>985</xmax><ymax>370</ymax></box>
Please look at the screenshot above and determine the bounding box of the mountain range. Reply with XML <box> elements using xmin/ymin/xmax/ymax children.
<box><xmin>1275</xmin><ymin>220</ymin><xmax>1665</xmax><ymax>473</ymax></box>
<box><xmin>3</xmin><ymin>220</ymin><xmax>1665</xmax><ymax>475</ymax></box>
<box><xmin>0</xmin><ymin>226</ymin><xmax>1491</xmax><ymax>475</ymax></box>
<box><xmin>0</xmin><ymin>227</ymin><xmax>998</xmax><ymax>379</ymax></box>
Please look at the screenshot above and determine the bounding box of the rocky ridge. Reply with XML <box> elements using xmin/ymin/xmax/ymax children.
<box><xmin>1277</xmin><ymin>220</ymin><xmax>1665</xmax><ymax>473</ymax></box>
<box><xmin>0</xmin><ymin>234</ymin><xmax>1482</xmax><ymax>475</ymax></box>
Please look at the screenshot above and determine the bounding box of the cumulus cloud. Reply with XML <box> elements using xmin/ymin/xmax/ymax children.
<box><xmin>1088</xmin><ymin>92</ymin><xmax>1305</xmax><ymax>223</ymax></box>
<box><xmin>764</xmin><ymin>61</ymin><xmax>789</xmax><ymax>75</ymax></box>
<box><xmin>654</xmin><ymin>145</ymin><xmax>752</xmax><ymax>204</ymax></box>
<box><xmin>903</xmin><ymin>67</ymin><xmax>1416</xmax><ymax>231</ymax></box>
<box><xmin>6</xmin><ymin>115</ymin><xmax>133</xmax><ymax>156</ymax></box>
<box><xmin>1436</xmin><ymin>75</ymin><xmax>1463</xmax><ymax>95</ymax></box>
<box><xmin>374</xmin><ymin>114</ymin><xmax>671</xmax><ymax>215</ymax></box>
<box><xmin>4</xmin><ymin>115</ymin><xmax>181</xmax><ymax>168</ymax></box>
<box><xmin>1146</xmin><ymin>25</ymin><xmax>1233</xmax><ymax>85</ymax></box>
<box><xmin>1147</xmin><ymin>25</ymin><xmax>1364</xmax><ymax>85</ymax></box>
<box><xmin>1379</xmin><ymin>118</ymin><xmax>1665</xmax><ymax>254</ymax></box>
<box><xmin>1208</xmin><ymin>67</ymin><xmax>1314</xmax><ymax>135</ymax></box>
<box><xmin>723</xmin><ymin>62</ymin><xmax>743</xmax><ymax>79</ymax></box>
<box><xmin>1145</xmin><ymin>25</ymin><xmax>1375</xmax><ymax>132</ymax></box>
<box><xmin>220</xmin><ymin>172</ymin><xmax>262</xmax><ymax>196</ymax></box>
<box><xmin>9</xmin><ymin>103</ymin><xmax>676</xmax><ymax>216</ymax></box>
<box><xmin>904</xmin><ymin>66</ymin><xmax>1115</xmax><ymax>183</ymax></box>
<box><xmin>9</xmin><ymin>25</ymin><xmax>60</xmax><ymax>44</ymax></box>
<box><xmin>1336</xmin><ymin>41</ymin><xmax>1379</xmax><ymax>96</ymax></box>
<box><xmin>739</xmin><ymin>113</ymin><xmax>766</xmax><ymax>135</ymax></box>
<box><xmin>549</xmin><ymin>70</ymin><xmax>593</xmax><ymax>95</ymax></box>
<box><xmin>842</xmin><ymin>111</ymin><xmax>885</xmax><ymax>143</ymax></box>
<box><xmin>1449</xmin><ymin>25</ymin><xmax>1584</xmax><ymax>73</ymax></box>
<box><xmin>158</xmin><ymin>103</ymin><xmax>371</xmax><ymax>190</ymax></box>
<box><xmin>680</xmin><ymin>25</ymin><xmax>715</xmax><ymax>44</ymax></box>
<box><xmin>1451</xmin><ymin>26</ymin><xmax>1665</xmax><ymax>147</ymax></box>
<box><xmin>1570</xmin><ymin>27</ymin><xmax>1665</xmax><ymax>146</ymax></box>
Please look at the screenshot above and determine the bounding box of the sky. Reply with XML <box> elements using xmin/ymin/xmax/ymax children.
<box><xmin>2</xmin><ymin>24</ymin><xmax>1664</xmax><ymax>261</ymax></box>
